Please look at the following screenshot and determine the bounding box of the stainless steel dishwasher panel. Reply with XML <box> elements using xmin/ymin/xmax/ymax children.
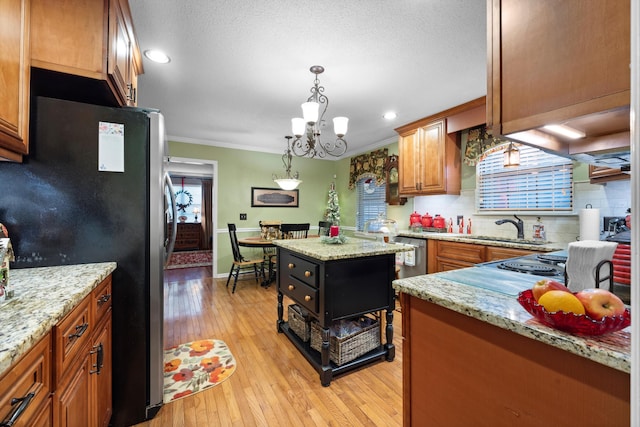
<box><xmin>393</xmin><ymin>237</ymin><xmax>427</xmax><ymax>278</ymax></box>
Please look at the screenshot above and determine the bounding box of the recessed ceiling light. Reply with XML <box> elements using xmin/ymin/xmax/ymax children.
<box><xmin>383</xmin><ymin>111</ymin><xmax>397</xmax><ymax>120</ymax></box>
<box><xmin>144</xmin><ymin>49</ymin><xmax>171</xmax><ymax>64</ymax></box>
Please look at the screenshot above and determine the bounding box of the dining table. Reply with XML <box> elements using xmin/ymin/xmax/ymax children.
<box><xmin>238</xmin><ymin>236</ymin><xmax>277</xmax><ymax>287</ymax></box>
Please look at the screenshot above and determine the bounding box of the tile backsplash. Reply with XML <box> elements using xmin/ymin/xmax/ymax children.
<box><xmin>412</xmin><ymin>179</ymin><xmax>630</xmax><ymax>246</ymax></box>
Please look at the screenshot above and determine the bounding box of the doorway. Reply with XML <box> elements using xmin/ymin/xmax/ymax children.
<box><xmin>164</xmin><ymin>157</ymin><xmax>218</xmax><ymax>275</ymax></box>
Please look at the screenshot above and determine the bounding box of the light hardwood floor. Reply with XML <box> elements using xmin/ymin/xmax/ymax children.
<box><xmin>134</xmin><ymin>266</ymin><xmax>403</xmax><ymax>427</ymax></box>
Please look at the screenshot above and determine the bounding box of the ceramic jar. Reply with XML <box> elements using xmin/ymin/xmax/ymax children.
<box><xmin>421</xmin><ymin>213</ymin><xmax>433</xmax><ymax>228</ymax></box>
<box><xmin>409</xmin><ymin>211</ymin><xmax>421</xmax><ymax>226</ymax></box>
<box><xmin>432</xmin><ymin>214</ymin><xmax>445</xmax><ymax>229</ymax></box>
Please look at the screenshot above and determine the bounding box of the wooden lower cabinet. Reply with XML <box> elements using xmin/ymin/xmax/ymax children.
<box><xmin>401</xmin><ymin>294</ymin><xmax>629</xmax><ymax>426</ymax></box>
<box><xmin>428</xmin><ymin>240</ymin><xmax>537</xmax><ymax>273</ymax></box>
<box><xmin>92</xmin><ymin>313</ymin><xmax>112</xmax><ymax>427</ymax></box>
<box><xmin>54</xmin><ymin>275</ymin><xmax>112</xmax><ymax>427</ymax></box>
<box><xmin>484</xmin><ymin>246</ymin><xmax>535</xmax><ymax>262</ymax></box>
<box><xmin>0</xmin><ymin>333</ymin><xmax>52</xmax><ymax>427</ymax></box>
<box><xmin>55</xmin><ymin>353</ymin><xmax>92</xmax><ymax>427</ymax></box>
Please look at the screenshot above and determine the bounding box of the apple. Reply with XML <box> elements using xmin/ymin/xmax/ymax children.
<box><xmin>575</xmin><ymin>288</ymin><xmax>626</xmax><ymax>320</ymax></box>
<box><xmin>531</xmin><ymin>279</ymin><xmax>570</xmax><ymax>301</ymax></box>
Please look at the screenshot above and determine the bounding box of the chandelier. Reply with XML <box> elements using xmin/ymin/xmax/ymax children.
<box><xmin>273</xmin><ymin>136</ymin><xmax>302</xmax><ymax>190</ymax></box>
<box><xmin>290</xmin><ymin>65</ymin><xmax>348</xmax><ymax>159</ymax></box>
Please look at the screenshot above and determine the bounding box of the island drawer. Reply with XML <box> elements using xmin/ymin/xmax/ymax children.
<box><xmin>279</xmin><ymin>251</ymin><xmax>319</xmax><ymax>288</ymax></box>
<box><xmin>280</xmin><ymin>276</ymin><xmax>319</xmax><ymax>314</ymax></box>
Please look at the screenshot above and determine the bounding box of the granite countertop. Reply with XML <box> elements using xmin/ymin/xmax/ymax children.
<box><xmin>397</xmin><ymin>231</ymin><xmax>565</xmax><ymax>252</ymax></box>
<box><xmin>273</xmin><ymin>237</ymin><xmax>411</xmax><ymax>261</ymax></box>
<box><xmin>0</xmin><ymin>262</ymin><xmax>117</xmax><ymax>377</ymax></box>
<box><xmin>393</xmin><ymin>270</ymin><xmax>631</xmax><ymax>373</ymax></box>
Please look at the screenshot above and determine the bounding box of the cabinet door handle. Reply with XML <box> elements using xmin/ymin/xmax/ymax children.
<box><xmin>97</xmin><ymin>294</ymin><xmax>111</xmax><ymax>307</ymax></box>
<box><xmin>304</xmin><ymin>271</ymin><xmax>311</xmax><ymax>277</ymax></box>
<box><xmin>0</xmin><ymin>392</ymin><xmax>35</xmax><ymax>426</ymax></box>
<box><xmin>288</xmin><ymin>263</ymin><xmax>295</xmax><ymax>269</ymax></box>
<box><xmin>288</xmin><ymin>284</ymin><xmax>295</xmax><ymax>291</ymax></box>
<box><xmin>304</xmin><ymin>295</ymin><xmax>312</xmax><ymax>302</ymax></box>
<box><xmin>68</xmin><ymin>322</ymin><xmax>89</xmax><ymax>342</ymax></box>
<box><xmin>90</xmin><ymin>343</ymin><xmax>104</xmax><ymax>375</ymax></box>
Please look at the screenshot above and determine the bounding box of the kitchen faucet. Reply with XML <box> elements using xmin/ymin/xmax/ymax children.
<box><xmin>495</xmin><ymin>215</ymin><xmax>524</xmax><ymax>239</ymax></box>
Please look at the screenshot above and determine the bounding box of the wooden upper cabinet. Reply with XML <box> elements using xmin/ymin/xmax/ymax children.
<box><xmin>398</xmin><ymin>120</ymin><xmax>459</xmax><ymax>196</ymax></box>
<box><xmin>31</xmin><ymin>0</ymin><xmax>142</xmax><ymax>106</ymax></box>
<box><xmin>0</xmin><ymin>0</ymin><xmax>30</xmax><ymax>161</ymax></box>
<box><xmin>109</xmin><ymin>0</ymin><xmax>141</xmax><ymax>106</ymax></box>
<box><xmin>395</xmin><ymin>98</ymin><xmax>485</xmax><ymax>197</ymax></box>
<box><xmin>397</xmin><ymin>127</ymin><xmax>421</xmax><ymax>195</ymax></box>
<box><xmin>487</xmin><ymin>0</ymin><xmax>630</xmax><ymax>147</ymax></box>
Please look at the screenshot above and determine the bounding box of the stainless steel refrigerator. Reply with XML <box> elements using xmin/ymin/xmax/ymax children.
<box><xmin>0</xmin><ymin>96</ymin><xmax>177</xmax><ymax>426</ymax></box>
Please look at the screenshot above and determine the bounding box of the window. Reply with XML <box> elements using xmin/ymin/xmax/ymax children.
<box><xmin>476</xmin><ymin>144</ymin><xmax>573</xmax><ymax>211</ymax></box>
<box><xmin>171</xmin><ymin>177</ymin><xmax>202</xmax><ymax>221</ymax></box>
<box><xmin>356</xmin><ymin>178</ymin><xmax>386</xmax><ymax>231</ymax></box>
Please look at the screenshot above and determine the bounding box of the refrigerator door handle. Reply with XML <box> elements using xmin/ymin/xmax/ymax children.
<box><xmin>164</xmin><ymin>173</ymin><xmax>178</xmax><ymax>266</ymax></box>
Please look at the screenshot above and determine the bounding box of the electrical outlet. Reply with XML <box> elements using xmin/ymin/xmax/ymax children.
<box><xmin>240</xmin><ymin>213</ymin><xmax>247</xmax><ymax>220</ymax></box>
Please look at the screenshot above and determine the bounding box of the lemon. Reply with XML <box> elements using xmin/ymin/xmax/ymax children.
<box><xmin>537</xmin><ymin>290</ymin><xmax>585</xmax><ymax>315</ymax></box>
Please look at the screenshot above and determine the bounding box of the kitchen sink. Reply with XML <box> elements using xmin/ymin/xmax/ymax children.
<box><xmin>463</xmin><ymin>235</ymin><xmax>549</xmax><ymax>246</ymax></box>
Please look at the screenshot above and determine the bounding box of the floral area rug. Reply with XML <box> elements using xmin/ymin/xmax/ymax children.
<box><xmin>165</xmin><ymin>250</ymin><xmax>212</xmax><ymax>269</ymax></box>
<box><xmin>163</xmin><ymin>339</ymin><xmax>236</xmax><ymax>403</ymax></box>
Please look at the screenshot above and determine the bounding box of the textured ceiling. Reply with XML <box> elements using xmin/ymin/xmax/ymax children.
<box><xmin>129</xmin><ymin>0</ymin><xmax>487</xmax><ymax>158</ymax></box>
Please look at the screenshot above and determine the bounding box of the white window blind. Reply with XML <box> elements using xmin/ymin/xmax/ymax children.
<box><xmin>356</xmin><ymin>178</ymin><xmax>386</xmax><ymax>231</ymax></box>
<box><xmin>476</xmin><ymin>144</ymin><xmax>573</xmax><ymax>211</ymax></box>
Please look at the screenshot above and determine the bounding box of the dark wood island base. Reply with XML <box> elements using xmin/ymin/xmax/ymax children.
<box><xmin>275</xmin><ymin>242</ymin><xmax>402</xmax><ymax>386</ymax></box>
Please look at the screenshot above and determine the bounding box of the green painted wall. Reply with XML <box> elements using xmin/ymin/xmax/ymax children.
<box><xmin>167</xmin><ymin>139</ymin><xmax>407</xmax><ymax>276</ymax></box>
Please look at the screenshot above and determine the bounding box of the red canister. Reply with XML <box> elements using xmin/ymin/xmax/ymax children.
<box><xmin>432</xmin><ymin>214</ymin><xmax>445</xmax><ymax>229</ymax></box>
<box><xmin>421</xmin><ymin>213</ymin><xmax>433</xmax><ymax>228</ymax></box>
<box><xmin>410</xmin><ymin>211</ymin><xmax>421</xmax><ymax>225</ymax></box>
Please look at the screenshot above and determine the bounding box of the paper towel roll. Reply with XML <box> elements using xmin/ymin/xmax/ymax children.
<box><xmin>579</xmin><ymin>207</ymin><xmax>600</xmax><ymax>241</ymax></box>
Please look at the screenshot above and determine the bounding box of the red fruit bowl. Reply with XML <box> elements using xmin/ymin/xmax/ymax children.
<box><xmin>517</xmin><ymin>289</ymin><xmax>631</xmax><ymax>336</ymax></box>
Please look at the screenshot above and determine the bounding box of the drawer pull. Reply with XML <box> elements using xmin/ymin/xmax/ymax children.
<box><xmin>97</xmin><ymin>294</ymin><xmax>111</xmax><ymax>307</ymax></box>
<box><xmin>304</xmin><ymin>271</ymin><xmax>311</xmax><ymax>277</ymax></box>
<box><xmin>1</xmin><ymin>392</ymin><xmax>35</xmax><ymax>426</ymax></box>
<box><xmin>90</xmin><ymin>343</ymin><xmax>104</xmax><ymax>375</ymax></box>
<box><xmin>68</xmin><ymin>322</ymin><xmax>89</xmax><ymax>342</ymax></box>
<box><xmin>288</xmin><ymin>263</ymin><xmax>295</xmax><ymax>269</ymax></box>
<box><xmin>304</xmin><ymin>295</ymin><xmax>312</xmax><ymax>302</ymax></box>
<box><xmin>288</xmin><ymin>284</ymin><xmax>295</xmax><ymax>291</ymax></box>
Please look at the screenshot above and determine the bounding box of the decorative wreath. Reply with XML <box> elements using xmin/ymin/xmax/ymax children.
<box><xmin>175</xmin><ymin>189</ymin><xmax>193</xmax><ymax>212</ymax></box>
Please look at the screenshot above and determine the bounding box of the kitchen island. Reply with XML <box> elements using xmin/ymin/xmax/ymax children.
<box><xmin>274</xmin><ymin>237</ymin><xmax>410</xmax><ymax>386</ymax></box>
<box><xmin>393</xmin><ymin>269</ymin><xmax>630</xmax><ymax>426</ymax></box>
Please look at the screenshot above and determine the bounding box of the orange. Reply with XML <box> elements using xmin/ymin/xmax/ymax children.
<box><xmin>537</xmin><ymin>290</ymin><xmax>585</xmax><ymax>315</ymax></box>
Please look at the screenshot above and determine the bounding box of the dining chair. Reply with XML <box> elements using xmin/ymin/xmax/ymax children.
<box><xmin>226</xmin><ymin>224</ymin><xmax>265</xmax><ymax>293</ymax></box>
<box><xmin>318</xmin><ymin>221</ymin><xmax>332</xmax><ymax>236</ymax></box>
<box><xmin>281</xmin><ymin>223</ymin><xmax>310</xmax><ymax>239</ymax></box>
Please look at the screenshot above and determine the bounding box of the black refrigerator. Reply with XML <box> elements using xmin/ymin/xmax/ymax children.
<box><xmin>0</xmin><ymin>96</ymin><xmax>176</xmax><ymax>426</ymax></box>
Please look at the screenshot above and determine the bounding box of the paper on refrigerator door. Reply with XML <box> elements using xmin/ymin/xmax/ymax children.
<box><xmin>98</xmin><ymin>121</ymin><xmax>125</xmax><ymax>172</ymax></box>
<box><xmin>395</xmin><ymin>249</ymin><xmax>405</xmax><ymax>265</ymax></box>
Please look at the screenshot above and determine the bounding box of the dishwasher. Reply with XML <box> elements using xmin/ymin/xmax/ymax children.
<box><xmin>393</xmin><ymin>236</ymin><xmax>427</xmax><ymax>278</ymax></box>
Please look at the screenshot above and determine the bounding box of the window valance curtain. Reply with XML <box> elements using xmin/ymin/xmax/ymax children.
<box><xmin>463</xmin><ymin>125</ymin><xmax>506</xmax><ymax>166</ymax></box>
<box><xmin>348</xmin><ymin>148</ymin><xmax>388</xmax><ymax>190</ymax></box>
